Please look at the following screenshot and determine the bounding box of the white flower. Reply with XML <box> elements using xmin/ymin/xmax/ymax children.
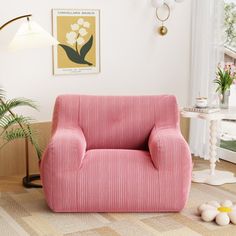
<box><xmin>66</xmin><ymin>31</ymin><xmax>77</xmax><ymax>45</ymax></box>
<box><xmin>77</xmin><ymin>37</ymin><xmax>85</xmax><ymax>45</ymax></box>
<box><xmin>77</xmin><ymin>18</ymin><xmax>84</xmax><ymax>25</ymax></box>
<box><xmin>71</xmin><ymin>23</ymin><xmax>79</xmax><ymax>31</ymax></box>
<box><xmin>79</xmin><ymin>28</ymin><xmax>88</xmax><ymax>37</ymax></box>
<box><xmin>83</xmin><ymin>21</ymin><xmax>90</xmax><ymax>28</ymax></box>
<box><xmin>198</xmin><ymin>200</ymin><xmax>236</xmax><ymax>226</ymax></box>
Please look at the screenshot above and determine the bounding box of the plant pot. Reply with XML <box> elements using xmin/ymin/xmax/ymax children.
<box><xmin>220</xmin><ymin>90</ymin><xmax>230</xmax><ymax>109</ymax></box>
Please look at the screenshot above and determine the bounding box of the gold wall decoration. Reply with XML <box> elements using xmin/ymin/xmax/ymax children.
<box><xmin>151</xmin><ymin>0</ymin><xmax>185</xmax><ymax>36</ymax></box>
<box><xmin>156</xmin><ymin>3</ymin><xmax>170</xmax><ymax>36</ymax></box>
<box><xmin>52</xmin><ymin>9</ymin><xmax>100</xmax><ymax>75</ymax></box>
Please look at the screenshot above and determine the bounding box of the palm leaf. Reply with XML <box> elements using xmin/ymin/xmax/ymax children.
<box><xmin>0</xmin><ymin>92</ymin><xmax>42</xmax><ymax>160</ymax></box>
<box><xmin>0</xmin><ymin>115</ymin><xmax>32</xmax><ymax>131</ymax></box>
<box><xmin>26</xmin><ymin>125</ymin><xmax>42</xmax><ymax>159</ymax></box>
<box><xmin>3</xmin><ymin>127</ymin><xmax>27</xmax><ymax>142</ymax></box>
<box><xmin>5</xmin><ymin>98</ymin><xmax>37</xmax><ymax>110</ymax></box>
<box><xmin>0</xmin><ymin>98</ymin><xmax>37</xmax><ymax>118</ymax></box>
<box><xmin>0</xmin><ymin>89</ymin><xmax>5</xmax><ymax>98</ymax></box>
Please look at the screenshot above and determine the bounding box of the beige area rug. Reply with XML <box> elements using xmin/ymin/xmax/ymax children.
<box><xmin>1</xmin><ymin>161</ymin><xmax>236</xmax><ymax>235</ymax></box>
<box><xmin>1</xmin><ymin>184</ymin><xmax>236</xmax><ymax>235</ymax></box>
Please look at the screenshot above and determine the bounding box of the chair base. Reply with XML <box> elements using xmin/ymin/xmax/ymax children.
<box><xmin>23</xmin><ymin>174</ymin><xmax>42</xmax><ymax>188</ymax></box>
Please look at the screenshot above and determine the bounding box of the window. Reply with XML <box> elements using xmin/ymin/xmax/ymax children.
<box><xmin>219</xmin><ymin>0</ymin><xmax>236</xmax><ymax>162</ymax></box>
<box><xmin>224</xmin><ymin>1</ymin><xmax>236</xmax><ymax>108</ymax></box>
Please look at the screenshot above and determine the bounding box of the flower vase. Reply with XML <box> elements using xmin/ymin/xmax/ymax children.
<box><xmin>220</xmin><ymin>90</ymin><xmax>230</xmax><ymax>109</ymax></box>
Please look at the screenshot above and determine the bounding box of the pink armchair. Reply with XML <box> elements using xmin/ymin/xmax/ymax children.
<box><xmin>41</xmin><ymin>95</ymin><xmax>192</xmax><ymax>212</ymax></box>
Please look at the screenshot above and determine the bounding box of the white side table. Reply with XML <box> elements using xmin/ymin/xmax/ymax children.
<box><xmin>181</xmin><ymin>107</ymin><xmax>236</xmax><ymax>185</ymax></box>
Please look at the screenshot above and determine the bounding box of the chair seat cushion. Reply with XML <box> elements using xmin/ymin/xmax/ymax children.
<box><xmin>53</xmin><ymin>149</ymin><xmax>161</xmax><ymax>212</ymax></box>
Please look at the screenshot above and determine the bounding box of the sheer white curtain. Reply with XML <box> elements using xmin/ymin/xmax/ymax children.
<box><xmin>189</xmin><ymin>0</ymin><xmax>224</xmax><ymax>159</ymax></box>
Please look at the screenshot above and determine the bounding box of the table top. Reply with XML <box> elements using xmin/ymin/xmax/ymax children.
<box><xmin>180</xmin><ymin>107</ymin><xmax>236</xmax><ymax>121</ymax></box>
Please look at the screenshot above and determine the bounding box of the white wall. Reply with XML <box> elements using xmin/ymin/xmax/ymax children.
<box><xmin>0</xmin><ymin>0</ymin><xmax>192</xmax><ymax>122</ymax></box>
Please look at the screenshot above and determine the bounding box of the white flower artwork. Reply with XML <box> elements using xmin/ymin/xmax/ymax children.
<box><xmin>66</xmin><ymin>31</ymin><xmax>77</xmax><ymax>45</ymax></box>
<box><xmin>52</xmin><ymin>9</ymin><xmax>100</xmax><ymax>75</ymax></box>
<box><xmin>71</xmin><ymin>23</ymin><xmax>79</xmax><ymax>31</ymax></box>
<box><xmin>77</xmin><ymin>18</ymin><xmax>84</xmax><ymax>25</ymax></box>
<box><xmin>77</xmin><ymin>37</ymin><xmax>85</xmax><ymax>45</ymax></box>
<box><xmin>79</xmin><ymin>28</ymin><xmax>88</xmax><ymax>37</ymax></box>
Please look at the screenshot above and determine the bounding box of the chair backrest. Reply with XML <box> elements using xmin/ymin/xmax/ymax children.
<box><xmin>52</xmin><ymin>95</ymin><xmax>179</xmax><ymax>150</ymax></box>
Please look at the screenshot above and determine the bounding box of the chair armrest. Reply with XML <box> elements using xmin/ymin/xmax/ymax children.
<box><xmin>148</xmin><ymin>127</ymin><xmax>192</xmax><ymax>171</ymax></box>
<box><xmin>41</xmin><ymin>127</ymin><xmax>86</xmax><ymax>173</ymax></box>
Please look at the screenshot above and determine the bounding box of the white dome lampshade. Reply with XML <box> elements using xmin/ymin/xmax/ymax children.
<box><xmin>9</xmin><ymin>19</ymin><xmax>59</xmax><ymax>50</ymax></box>
<box><xmin>151</xmin><ymin>0</ymin><xmax>164</xmax><ymax>8</ymax></box>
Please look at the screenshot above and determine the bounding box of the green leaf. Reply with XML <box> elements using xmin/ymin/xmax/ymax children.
<box><xmin>59</xmin><ymin>44</ymin><xmax>92</xmax><ymax>65</ymax></box>
<box><xmin>80</xmin><ymin>35</ymin><xmax>93</xmax><ymax>62</ymax></box>
<box><xmin>0</xmin><ymin>115</ymin><xmax>31</xmax><ymax>131</ymax></box>
<box><xmin>26</xmin><ymin>125</ymin><xmax>42</xmax><ymax>159</ymax></box>
<box><xmin>0</xmin><ymin>99</ymin><xmax>37</xmax><ymax>120</ymax></box>
<box><xmin>214</xmin><ymin>67</ymin><xmax>235</xmax><ymax>93</ymax></box>
<box><xmin>3</xmin><ymin>127</ymin><xmax>27</xmax><ymax>142</ymax></box>
<box><xmin>0</xmin><ymin>93</ymin><xmax>42</xmax><ymax>160</ymax></box>
<box><xmin>0</xmin><ymin>98</ymin><xmax>37</xmax><ymax>118</ymax></box>
<box><xmin>5</xmin><ymin>98</ymin><xmax>37</xmax><ymax>110</ymax></box>
<box><xmin>0</xmin><ymin>89</ymin><xmax>5</xmax><ymax>98</ymax></box>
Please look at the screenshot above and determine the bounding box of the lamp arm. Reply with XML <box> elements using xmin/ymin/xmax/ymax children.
<box><xmin>0</xmin><ymin>14</ymin><xmax>32</xmax><ymax>31</ymax></box>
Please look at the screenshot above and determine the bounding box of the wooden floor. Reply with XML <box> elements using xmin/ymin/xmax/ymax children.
<box><xmin>0</xmin><ymin>157</ymin><xmax>236</xmax><ymax>236</ymax></box>
<box><xmin>193</xmin><ymin>156</ymin><xmax>236</xmax><ymax>173</ymax></box>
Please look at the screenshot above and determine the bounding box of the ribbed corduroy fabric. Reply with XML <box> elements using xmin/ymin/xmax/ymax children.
<box><xmin>41</xmin><ymin>95</ymin><xmax>192</xmax><ymax>212</ymax></box>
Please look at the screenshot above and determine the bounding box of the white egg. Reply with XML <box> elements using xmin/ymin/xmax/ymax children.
<box><xmin>207</xmin><ymin>201</ymin><xmax>220</xmax><ymax>208</ymax></box>
<box><xmin>201</xmin><ymin>209</ymin><xmax>219</xmax><ymax>222</ymax></box>
<box><xmin>221</xmin><ymin>200</ymin><xmax>233</xmax><ymax>208</ymax></box>
<box><xmin>197</xmin><ymin>204</ymin><xmax>216</xmax><ymax>214</ymax></box>
<box><xmin>228</xmin><ymin>212</ymin><xmax>236</xmax><ymax>224</ymax></box>
<box><xmin>215</xmin><ymin>213</ymin><xmax>230</xmax><ymax>226</ymax></box>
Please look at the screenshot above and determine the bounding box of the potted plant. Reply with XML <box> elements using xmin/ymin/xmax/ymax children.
<box><xmin>214</xmin><ymin>63</ymin><xmax>236</xmax><ymax>109</ymax></box>
<box><xmin>0</xmin><ymin>88</ymin><xmax>42</xmax><ymax>161</ymax></box>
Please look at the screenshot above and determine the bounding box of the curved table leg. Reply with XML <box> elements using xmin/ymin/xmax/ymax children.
<box><xmin>192</xmin><ymin>119</ymin><xmax>236</xmax><ymax>185</ymax></box>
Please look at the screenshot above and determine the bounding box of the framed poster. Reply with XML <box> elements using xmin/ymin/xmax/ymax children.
<box><xmin>52</xmin><ymin>9</ymin><xmax>100</xmax><ymax>75</ymax></box>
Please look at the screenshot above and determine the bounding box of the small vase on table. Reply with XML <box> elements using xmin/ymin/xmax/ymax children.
<box><xmin>214</xmin><ymin>63</ymin><xmax>236</xmax><ymax>110</ymax></box>
<box><xmin>220</xmin><ymin>90</ymin><xmax>230</xmax><ymax>109</ymax></box>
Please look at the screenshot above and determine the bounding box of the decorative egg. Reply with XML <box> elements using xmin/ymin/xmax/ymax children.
<box><xmin>215</xmin><ymin>213</ymin><xmax>230</xmax><ymax>226</ymax></box>
<box><xmin>207</xmin><ymin>201</ymin><xmax>220</xmax><ymax>208</ymax></box>
<box><xmin>228</xmin><ymin>212</ymin><xmax>236</xmax><ymax>224</ymax></box>
<box><xmin>197</xmin><ymin>203</ymin><xmax>215</xmax><ymax>215</ymax></box>
<box><xmin>201</xmin><ymin>209</ymin><xmax>219</xmax><ymax>222</ymax></box>
<box><xmin>198</xmin><ymin>200</ymin><xmax>236</xmax><ymax>226</ymax></box>
<box><xmin>221</xmin><ymin>200</ymin><xmax>233</xmax><ymax>208</ymax></box>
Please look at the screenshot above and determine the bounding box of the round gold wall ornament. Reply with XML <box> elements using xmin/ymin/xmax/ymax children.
<box><xmin>155</xmin><ymin>3</ymin><xmax>170</xmax><ymax>36</ymax></box>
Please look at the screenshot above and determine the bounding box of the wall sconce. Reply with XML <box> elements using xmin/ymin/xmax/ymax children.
<box><xmin>151</xmin><ymin>0</ymin><xmax>185</xmax><ymax>36</ymax></box>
